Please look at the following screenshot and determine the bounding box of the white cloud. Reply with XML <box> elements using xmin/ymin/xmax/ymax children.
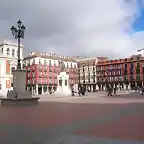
<box><xmin>40</xmin><ymin>0</ymin><xmax>142</xmax><ymax>58</ymax></box>
<box><xmin>0</xmin><ymin>0</ymin><xmax>143</xmax><ymax>58</ymax></box>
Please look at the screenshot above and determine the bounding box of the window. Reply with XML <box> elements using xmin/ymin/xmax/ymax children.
<box><xmin>67</xmin><ymin>63</ymin><xmax>69</xmax><ymax>67</ymax></box>
<box><xmin>28</xmin><ymin>79</ymin><xmax>30</xmax><ymax>84</ymax></box>
<box><xmin>11</xmin><ymin>82</ymin><xmax>13</xmax><ymax>87</ymax></box>
<box><xmin>39</xmin><ymin>78</ymin><xmax>42</xmax><ymax>83</ymax></box>
<box><xmin>44</xmin><ymin>60</ymin><xmax>47</xmax><ymax>65</ymax></box>
<box><xmin>130</xmin><ymin>63</ymin><xmax>133</xmax><ymax>68</ymax></box>
<box><xmin>44</xmin><ymin>78</ymin><xmax>47</xmax><ymax>83</ymax></box>
<box><xmin>12</xmin><ymin>49</ymin><xmax>15</xmax><ymax>57</ymax></box>
<box><xmin>0</xmin><ymin>48</ymin><xmax>3</xmax><ymax>54</ymax></box>
<box><xmin>59</xmin><ymin>80</ymin><xmax>62</xmax><ymax>86</ymax></box>
<box><xmin>11</xmin><ymin>67</ymin><xmax>15</xmax><ymax>73</ymax></box>
<box><xmin>49</xmin><ymin>60</ymin><xmax>51</xmax><ymax>66</ymax></box>
<box><xmin>136</xmin><ymin>62</ymin><xmax>140</xmax><ymax>67</ymax></box>
<box><xmin>32</xmin><ymin>59</ymin><xmax>35</xmax><ymax>64</ymax></box>
<box><xmin>65</xmin><ymin>80</ymin><xmax>68</xmax><ymax>86</ymax></box>
<box><xmin>6</xmin><ymin>48</ymin><xmax>10</xmax><ymax>55</ymax></box>
<box><xmin>49</xmin><ymin>78</ymin><xmax>52</xmax><ymax>84</ymax></box>
<box><xmin>39</xmin><ymin>59</ymin><xmax>41</xmax><ymax>64</ymax></box>
<box><xmin>32</xmin><ymin>79</ymin><xmax>34</xmax><ymax>84</ymax></box>
<box><xmin>54</xmin><ymin>78</ymin><xmax>57</xmax><ymax>84</ymax></box>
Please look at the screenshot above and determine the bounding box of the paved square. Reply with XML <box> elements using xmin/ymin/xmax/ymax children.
<box><xmin>0</xmin><ymin>92</ymin><xmax>144</xmax><ymax>144</ymax></box>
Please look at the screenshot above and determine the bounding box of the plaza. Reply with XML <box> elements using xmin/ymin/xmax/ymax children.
<box><xmin>0</xmin><ymin>92</ymin><xmax>144</xmax><ymax>144</ymax></box>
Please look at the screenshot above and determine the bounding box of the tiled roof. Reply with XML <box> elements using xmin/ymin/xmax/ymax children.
<box><xmin>23</xmin><ymin>52</ymin><xmax>77</xmax><ymax>62</ymax></box>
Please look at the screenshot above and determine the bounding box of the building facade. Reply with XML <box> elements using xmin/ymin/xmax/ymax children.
<box><xmin>23</xmin><ymin>52</ymin><xmax>78</xmax><ymax>95</ymax></box>
<box><xmin>75</xmin><ymin>57</ymin><xmax>107</xmax><ymax>92</ymax></box>
<box><xmin>96</xmin><ymin>54</ymin><xmax>144</xmax><ymax>90</ymax></box>
<box><xmin>0</xmin><ymin>40</ymin><xmax>23</xmax><ymax>95</ymax></box>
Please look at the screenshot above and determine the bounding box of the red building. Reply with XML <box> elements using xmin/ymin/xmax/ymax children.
<box><xmin>96</xmin><ymin>54</ymin><xmax>144</xmax><ymax>90</ymax></box>
<box><xmin>23</xmin><ymin>52</ymin><xmax>78</xmax><ymax>95</ymax></box>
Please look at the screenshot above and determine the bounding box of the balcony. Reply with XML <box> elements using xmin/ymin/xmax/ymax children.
<box><xmin>32</xmin><ymin>66</ymin><xmax>35</xmax><ymax>72</ymax></box>
<box><xmin>54</xmin><ymin>80</ymin><xmax>57</xmax><ymax>84</ymax></box>
<box><xmin>44</xmin><ymin>74</ymin><xmax>48</xmax><ymax>78</ymax></box>
<box><xmin>27</xmin><ymin>68</ymin><xmax>30</xmax><ymax>72</ymax></box>
<box><xmin>38</xmin><ymin>74</ymin><xmax>42</xmax><ymax>78</ymax></box>
<box><xmin>44</xmin><ymin>68</ymin><xmax>47</xmax><ymax>72</ymax></box>
<box><xmin>49</xmin><ymin>68</ymin><xmax>52</xmax><ymax>73</ymax></box>
<box><xmin>130</xmin><ymin>75</ymin><xmax>134</xmax><ymax>81</ymax></box>
<box><xmin>43</xmin><ymin>81</ymin><xmax>47</xmax><ymax>84</ymax></box>
<box><xmin>38</xmin><ymin>67</ymin><xmax>42</xmax><ymax>72</ymax></box>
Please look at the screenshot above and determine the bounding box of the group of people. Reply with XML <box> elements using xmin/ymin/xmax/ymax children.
<box><xmin>71</xmin><ymin>85</ymin><xmax>86</xmax><ymax>96</ymax></box>
<box><xmin>106</xmin><ymin>86</ymin><xmax>117</xmax><ymax>96</ymax></box>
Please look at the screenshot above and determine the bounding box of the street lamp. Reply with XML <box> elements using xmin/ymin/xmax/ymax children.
<box><xmin>11</xmin><ymin>20</ymin><xmax>25</xmax><ymax>69</ymax></box>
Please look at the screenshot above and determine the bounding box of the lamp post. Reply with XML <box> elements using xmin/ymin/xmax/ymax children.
<box><xmin>11</xmin><ymin>20</ymin><xmax>25</xmax><ymax>70</ymax></box>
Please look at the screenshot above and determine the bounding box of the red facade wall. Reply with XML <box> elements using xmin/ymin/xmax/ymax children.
<box><xmin>26</xmin><ymin>63</ymin><xmax>78</xmax><ymax>85</ymax></box>
<box><xmin>96</xmin><ymin>57</ymin><xmax>144</xmax><ymax>83</ymax></box>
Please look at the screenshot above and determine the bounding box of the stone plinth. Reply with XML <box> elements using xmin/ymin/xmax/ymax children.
<box><xmin>0</xmin><ymin>97</ymin><xmax>40</xmax><ymax>106</ymax></box>
<box><xmin>55</xmin><ymin>72</ymin><xmax>71</xmax><ymax>96</ymax></box>
<box><xmin>0</xmin><ymin>69</ymin><xmax>39</xmax><ymax>106</ymax></box>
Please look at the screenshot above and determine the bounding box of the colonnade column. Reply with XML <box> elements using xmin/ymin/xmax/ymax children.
<box><xmin>42</xmin><ymin>85</ymin><xmax>44</xmax><ymax>95</ymax></box>
<box><xmin>36</xmin><ymin>84</ymin><xmax>38</xmax><ymax>95</ymax></box>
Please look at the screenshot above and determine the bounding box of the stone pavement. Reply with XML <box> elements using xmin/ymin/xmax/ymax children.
<box><xmin>39</xmin><ymin>90</ymin><xmax>132</xmax><ymax>99</ymax></box>
<box><xmin>0</xmin><ymin>92</ymin><xmax>143</xmax><ymax>144</ymax></box>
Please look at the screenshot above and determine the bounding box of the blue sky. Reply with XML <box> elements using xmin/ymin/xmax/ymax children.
<box><xmin>132</xmin><ymin>0</ymin><xmax>144</xmax><ymax>32</ymax></box>
<box><xmin>133</xmin><ymin>9</ymin><xmax>144</xmax><ymax>31</ymax></box>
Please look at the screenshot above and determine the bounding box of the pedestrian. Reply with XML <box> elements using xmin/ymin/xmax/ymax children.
<box><xmin>71</xmin><ymin>87</ymin><xmax>75</xmax><ymax>96</ymax></box>
<box><xmin>113</xmin><ymin>87</ymin><xmax>117</xmax><ymax>95</ymax></box>
<box><xmin>108</xmin><ymin>86</ymin><xmax>112</xmax><ymax>96</ymax></box>
<box><xmin>81</xmin><ymin>86</ymin><xmax>85</xmax><ymax>96</ymax></box>
<box><xmin>78</xmin><ymin>87</ymin><xmax>81</xmax><ymax>96</ymax></box>
<box><xmin>141</xmin><ymin>86</ymin><xmax>144</xmax><ymax>95</ymax></box>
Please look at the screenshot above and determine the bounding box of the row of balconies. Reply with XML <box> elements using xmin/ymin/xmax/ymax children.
<box><xmin>27</xmin><ymin>73</ymin><xmax>78</xmax><ymax>78</ymax></box>
<box><xmin>96</xmin><ymin>75</ymin><xmax>142</xmax><ymax>82</ymax></box>
<box><xmin>27</xmin><ymin>78</ymin><xmax>77</xmax><ymax>85</ymax></box>
<box><xmin>96</xmin><ymin>65</ymin><xmax>123</xmax><ymax>71</ymax></box>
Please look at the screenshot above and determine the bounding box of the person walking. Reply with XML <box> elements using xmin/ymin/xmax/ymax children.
<box><xmin>113</xmin><ymin>86</ymin><xmax>117</xmax><ymax>95</ymax></box>
<box><xmin>141</xmin><ymin>86</ymin><xmax>144</xmax><ymax>95</ymax></box>
<box><xmin>78</xmin><ymin>87</ymin><xmax>81</xmax><ymax>96</ymax></box>
<box><xmin>71</xmin><ymin>87</ymin><xmax>75</xmax><ymax>96</ymax></box>
<box><xmin>108</xmin><ymin>86</ymin><xmax>112</xmax><ymax>96</ymax></box>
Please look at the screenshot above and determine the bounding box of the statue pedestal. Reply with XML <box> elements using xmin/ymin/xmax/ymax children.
<box><xmin>55</xmin><ymin>72</ymin><xmax>71</xmax><ymax>96</ymax></box>
<box><xmin>0</xmin><ymin>70</ymin><xmax>39</xmax><ymax>106</ymax></box>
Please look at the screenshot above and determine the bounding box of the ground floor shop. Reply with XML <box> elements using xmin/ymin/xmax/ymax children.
<box><xmin>79</xmin><ymin>81</ymin><xmax>144</xmax><ymax>92</ymax></box>
<box><xmin>26</xmin><ymin>84</ymin><xmax>57</xmax><ymax>95</ymax></box>
<box><xmin>26</xmin><ymin>84</ymin><xmax>77</xmax><ymax>95</ymax></box>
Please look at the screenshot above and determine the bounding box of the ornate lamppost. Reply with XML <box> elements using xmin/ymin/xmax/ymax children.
<box><xmin>11</xmin><ymin>20</ymin><xmax>25</xmax><ymax>70</ymax></box>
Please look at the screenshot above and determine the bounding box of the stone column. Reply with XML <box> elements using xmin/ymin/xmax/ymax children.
<box><xmin>42</xmin><ymin>85</ymin><xmax>44</xmax><ymax>95</ymax></box>
<box><xmin>96</xmin><ymin>84</ymin><xmax>99</xmax><ymax>91</ymax></box>
<box><xmin>103</xmin><ymin>85</ymin><xmax>106</xmax><ymax>91</ymax></box>
<box><xmin>47</xmin><ymin>85</ymin><xmax>49</xmax><ymax>94</ymax></box>
<box><xmin>124</xmin><ymin>84</ymin><xmax>126</xmax><ymax>91</ymax></box>
<box><xmin>91</xmin><ymin>85</ymin><xmax>93</xmax><ymax>92</ymax></box>
<box><xmin>128</xmin><ymin>83</ymin><xmax>131</xmax><ymax>91</ymax></box>
<box><xmin>31</xmin><ymin>86</ymin><xmax>34</xmax><ymax>95</ymax></box>
<box><xmin>36</xmin><ymin>84</ymin><xmax>38</xmax><ymax>95</ymax></box>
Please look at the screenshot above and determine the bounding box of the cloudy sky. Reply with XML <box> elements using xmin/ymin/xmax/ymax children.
<box><xmin>0</xmin><ymin>0</ymin><xmax>144</xmax><ymax>58</ymax></box>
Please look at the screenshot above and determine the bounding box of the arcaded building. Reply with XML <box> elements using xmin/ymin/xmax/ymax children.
<box><xmin>96</xmin><ymin>54</ymin><xmax>144</xmax><ymax>90</ymax></box>
<box><xmin>74</xmin><ymin>56</ymin><xmax>107</xmax><ymax>92</ymax></box>
<box><xmin>23</xmin><ymin>52</ymin><xmax>78</xmax><ymax>95</ymax></box>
